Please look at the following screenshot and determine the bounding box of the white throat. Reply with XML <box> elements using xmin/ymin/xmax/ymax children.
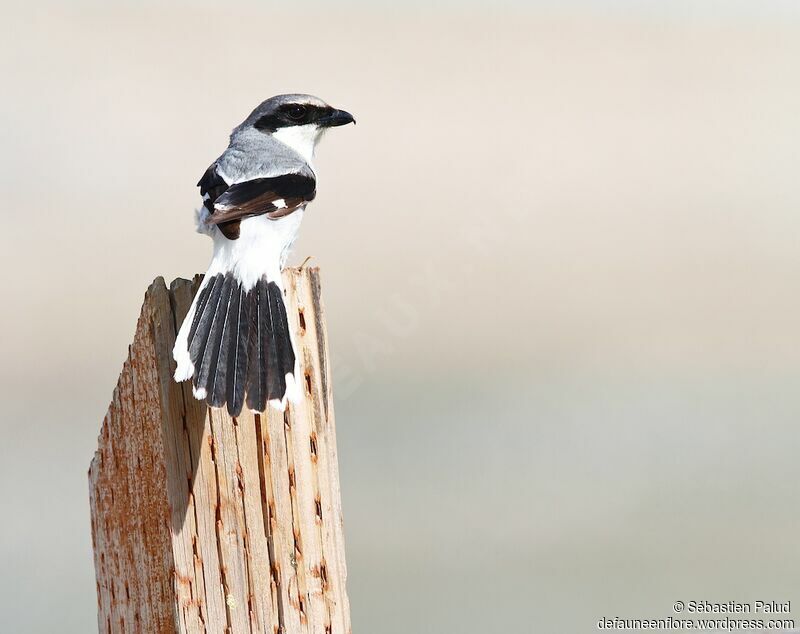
<box><xmin>272</xmin><ymin>124</ymin><xmax>322</xmax><ymax>164</ymax></box>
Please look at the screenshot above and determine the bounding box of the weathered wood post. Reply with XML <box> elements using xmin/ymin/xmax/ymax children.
<box><xmin>88</xmin><ymin>268</ymin><xmax>351</xmax><ymax>634</ymax></box>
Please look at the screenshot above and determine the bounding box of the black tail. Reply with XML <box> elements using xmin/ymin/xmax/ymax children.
<box><xmin>181</xmin><ymin>272</ymin><xmax>296</xmax><ymax>416</ymax></box>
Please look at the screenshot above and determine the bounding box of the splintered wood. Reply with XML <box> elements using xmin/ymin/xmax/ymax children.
<box><xmin>88</xmin><ymin>268</ymin><xmax>351</xmax><ymax>634</ymax></box>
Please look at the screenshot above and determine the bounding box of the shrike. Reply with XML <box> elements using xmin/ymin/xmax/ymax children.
<box><xmin>173</xmin><ymin>94</ymin><xmax>354</xmax><ymax>416</ymax></box>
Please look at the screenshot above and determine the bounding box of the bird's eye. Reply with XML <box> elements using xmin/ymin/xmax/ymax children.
<box><xmin>287</xmin><ymin>105</ymin><xmax>307</xmax><ymax>121</ymax></box>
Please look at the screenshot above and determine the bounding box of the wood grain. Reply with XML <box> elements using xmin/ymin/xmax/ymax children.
<box><xmin>89</xmin><ymin>268</ymin><xmax>350</xmax><ymax>634</ymax></box>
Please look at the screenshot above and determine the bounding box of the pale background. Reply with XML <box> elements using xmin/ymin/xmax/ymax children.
<box><xmin>1</xmin><ymin>1</ymin><xmax>799</xmax><ymax>632</ymax></box>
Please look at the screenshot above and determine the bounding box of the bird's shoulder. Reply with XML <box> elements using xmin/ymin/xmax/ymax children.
<box><xmin>213</xmin><ymin>130</ymin><xmax>313</xmax><ymax>184</ymax></box>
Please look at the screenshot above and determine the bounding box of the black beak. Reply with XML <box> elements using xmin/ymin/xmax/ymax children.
<box><xmin>320</xmin><ymin>108</ymin><xmax>355</xmax><ymax>127</ymax></box>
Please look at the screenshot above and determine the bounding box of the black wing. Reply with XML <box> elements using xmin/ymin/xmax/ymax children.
<box><xmin>197</xmin><ymin>164</ymin><xmax>316</xmax><ymax>240</ymax></box>
<box><xmin>198</xmin><ymin>164</ymin><xmax>229</xmax><ymax>203</ymax></box>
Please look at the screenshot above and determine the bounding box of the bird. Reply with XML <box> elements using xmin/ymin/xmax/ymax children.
<box><xmin>172</xmin><ymin>94</ymin><xmax>355</xmax><ymax>416</ymax></box>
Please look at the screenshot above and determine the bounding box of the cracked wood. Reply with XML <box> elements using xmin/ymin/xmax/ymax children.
<box><xmin>88</xmin><ymin>268</ymin><xmax>351</xmax><ymax>634</ymax></box>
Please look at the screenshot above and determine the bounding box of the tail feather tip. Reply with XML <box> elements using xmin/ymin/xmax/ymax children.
<box><xmin>285</xmin><ymin>371</ymin><xmax>302</xmax><ymax>404</ymax></box>
<box><xmin>174</xmin><ymin>363</ymin><xmax>194</xmax><ymax>383</ymax></box>
<box><xmin>265</xmin><ymin>372</ymin><xmax>301</xmax><ymax>412</ymax></box>
<box><xmin>173</xmin><ymin>339</ymin><xmax>195</xmax><ymax>382</ymax></box>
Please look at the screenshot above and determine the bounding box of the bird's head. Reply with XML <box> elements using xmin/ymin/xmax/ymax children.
<box><xmin>238</xmin><ymin>94</ymin><xmax>355</xmax><ymax>163</ymax></box>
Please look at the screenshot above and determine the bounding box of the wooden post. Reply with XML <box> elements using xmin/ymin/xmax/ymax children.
<box><xmin>88</xmin><ymin>268</ymin><xmax>351</xmax><ymax>634</ymax></box>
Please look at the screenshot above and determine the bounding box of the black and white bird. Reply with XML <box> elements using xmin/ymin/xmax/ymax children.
<box><xmin>173</xmin><ymin>94</ymin><xmax>354</xmax><ymax>416</ymax></box>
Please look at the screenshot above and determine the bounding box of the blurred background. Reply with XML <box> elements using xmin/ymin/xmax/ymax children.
<box><xmin>2</xmin><ymin>1</ymin><xmax>799</xmax><ymax>632</ymax></box>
